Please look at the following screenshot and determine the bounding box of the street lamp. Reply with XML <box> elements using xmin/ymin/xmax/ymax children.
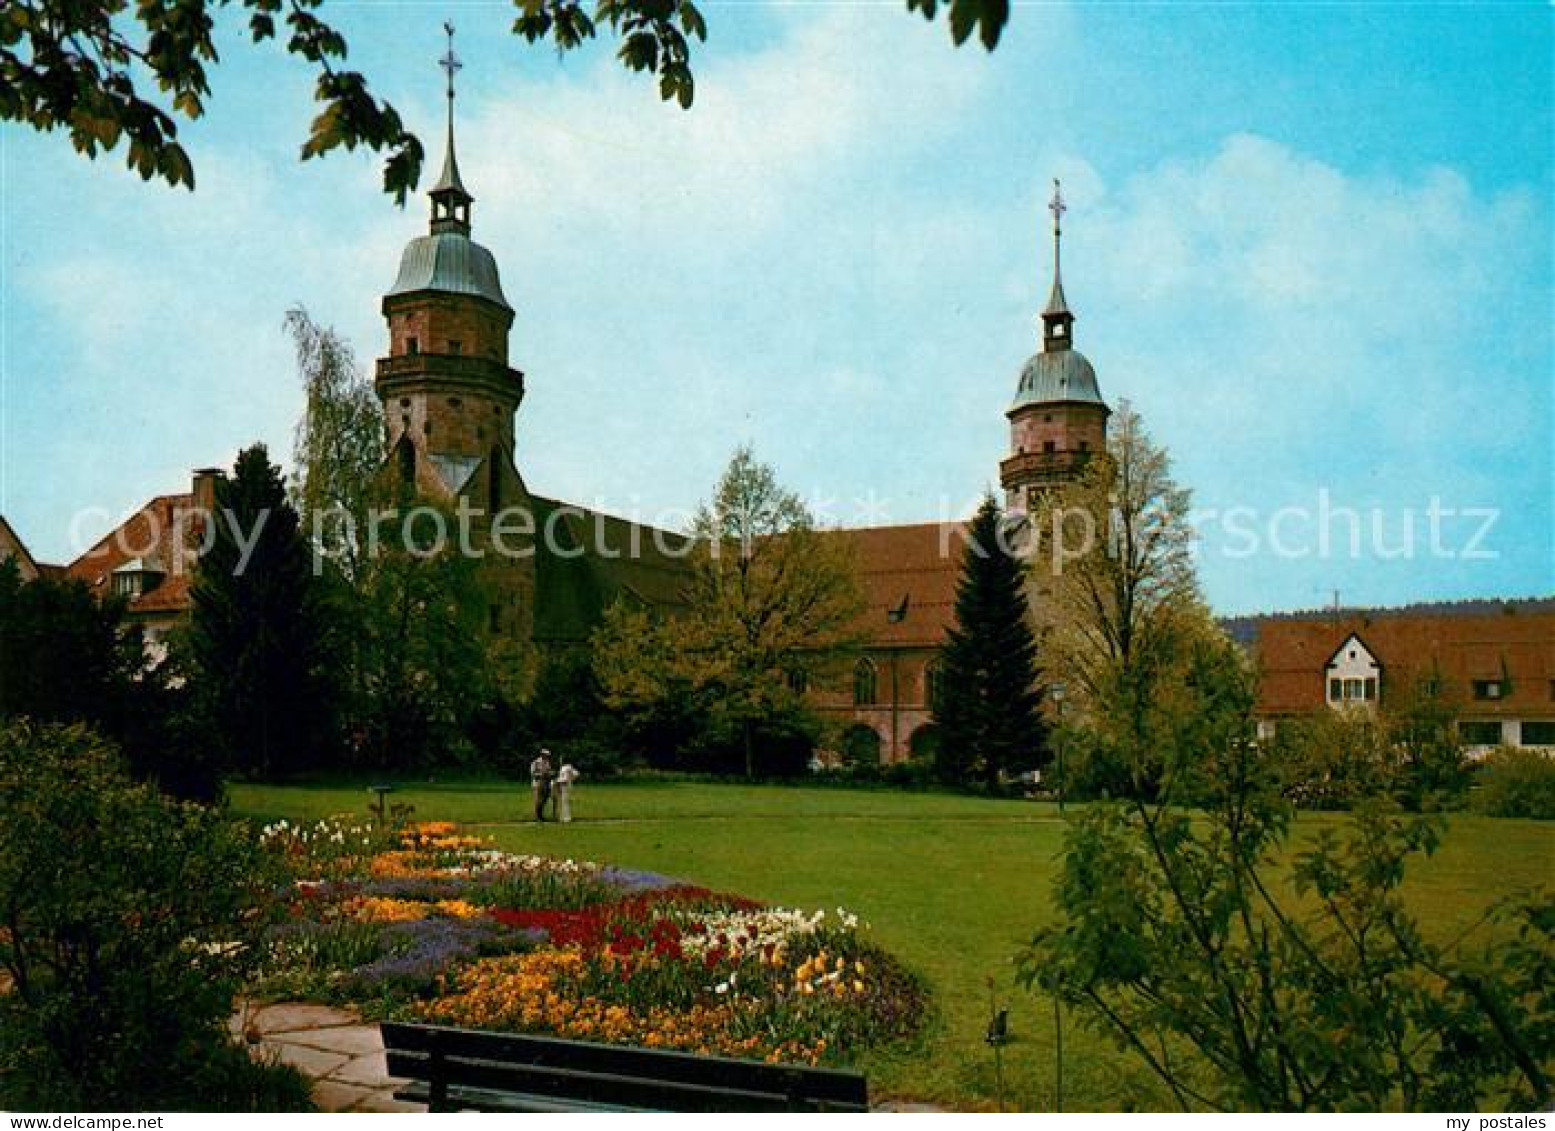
<box><xmin>1050</xmin><ymin>682</ymin><xmax>1066</xmax><ymax>815</ymax></box>
<box><xmin>886</xmin><ymin>594</ymin><xmax>910</xmax><ymax>763</ymax></box>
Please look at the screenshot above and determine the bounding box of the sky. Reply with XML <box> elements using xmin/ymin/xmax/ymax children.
<box><xmin>2</xmin><ymin>1</ymin><xmax>1550</xmax><ymax>614</ymax></box>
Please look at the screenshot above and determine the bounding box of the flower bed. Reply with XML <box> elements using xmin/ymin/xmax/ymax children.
<box><xmin>253</xmin><ymin>818</ymin><xmax>927</xmax><ymax>1066</ymax></box>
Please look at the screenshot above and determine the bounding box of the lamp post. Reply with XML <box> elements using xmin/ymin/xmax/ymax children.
<box><xmin>887</xmin><ymin>594</ymin><xmax>910</xmax><ymax>762</ymax></box>
<box><xmin>1050</xmin><ymin>682</ymin><xmax>1066</xmax><ymax>815</ymax></box>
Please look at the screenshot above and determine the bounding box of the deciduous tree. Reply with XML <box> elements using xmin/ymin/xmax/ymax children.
<box><xmin>1018</xmin><ymin>737</ymin><xmax>1553</xmax><ymax>1111</ymax></box>
<box><xmin>593</xmin><ymin>446</ymin><xmax>865</xmax><ymax>776</ymax></box>
<box><xmin>1035</xmin><ymin>401</ymin><xmax>1226</xmax><ymax>798</ymax></box>
<box><xmin>287</xmin><ymin>305</ymin><xmax>385</xmax><ymax>585</ymax></box>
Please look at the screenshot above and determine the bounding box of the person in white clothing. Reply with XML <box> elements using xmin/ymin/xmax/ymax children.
<box><xmin>555</xmin><ymin>763</ymin><xmax>579</xmax><ymax>823</ymax></box>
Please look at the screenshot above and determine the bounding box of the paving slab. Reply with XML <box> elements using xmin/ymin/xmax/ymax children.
<box><xmin>252</xmin><ymin>1002</ymin><xmax>361</xmax><ymax>1035</ymax></box>
<box><xmin>286</xmin><ymin>1024</ymin><xmax>386</xmax><ymax>1058</ymax></box>
<box><xmin>270</xmin><ymin>1041</ymin><xmax>352</xmax><ymax>1079</ymax></box>
<box><xmin>311</xmin><ymin>1080</ymin><xmax>384</xmax><ymax>1113</ymax></box>
<box><xmin>331</xmin><ymin>1050</ymin><xmax>401</xmax><ymax>1088</ymax></box>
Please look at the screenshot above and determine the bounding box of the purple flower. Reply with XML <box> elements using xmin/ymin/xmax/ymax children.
<box><xmin>348</xmin><ymin>917</ymin><xmax>538</xmax><ymax>991</ymax></box>
<box><xmin>597</xmin><ymin>865</ymin><xmax>680</xmax><ymax>893</ymax></box>
<box><xmin>361</xmin><ymin>876</ymin><xmax>469</xmax><ymax>901</ymax></box>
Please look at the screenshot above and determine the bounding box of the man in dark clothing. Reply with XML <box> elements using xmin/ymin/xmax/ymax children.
<box><xmin>529</xmin><ymin>749</ymin><xmax>555</xmax><ymax>822</ymax></box>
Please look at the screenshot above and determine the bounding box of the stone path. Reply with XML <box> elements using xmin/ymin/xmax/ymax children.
<box><xmin>233</xmin><ymin>1002</ymin><xmax>419</xmax><ymax>1113</ymax></box>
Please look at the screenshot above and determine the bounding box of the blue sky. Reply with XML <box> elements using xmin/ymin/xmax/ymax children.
<box><xmin>2</xmin><ymin>2</ymin><xmax>1550</xmax><ymax>613</ymax></box>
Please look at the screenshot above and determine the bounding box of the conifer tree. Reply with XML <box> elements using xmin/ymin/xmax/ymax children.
<box><xmin>933</xmin><ymin>494</ymin><xmax>1045</xmax><ymax>787</ymax></box>
<box><xmin>189</xmin><ymin>444</ymin><xmax>337</xmax><ymax>778</ymax></box>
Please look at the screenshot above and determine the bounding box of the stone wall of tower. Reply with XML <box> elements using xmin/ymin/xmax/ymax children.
<box><xmin>381</xmin><ymin>377</ymin><xmax>517</xmax><ymax>460</ymax></box>
<box><xmin>387</xmin><ymin>295</ymin><xmax>511</xmax><ymax>364</ymax></box>
<box><xmin>1000</xmin><ymin>402</ymin><xmax>1110</xmax><ymax>514</ymax></box>
<box><xmin>1009</xmin><ymin>403</ymin><xmax>1107</xmax><ymax>459</ymax></box>
<box><xmin>378</xmin><ymin>291</ymin><xmax>522</xmax><ymax>463</ymax></box>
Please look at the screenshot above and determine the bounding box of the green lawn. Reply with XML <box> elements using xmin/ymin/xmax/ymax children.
<box><xmin>231</xmin><ymin>778</ymin><xmax>1555</xmax><ymax>1111</ymax></box>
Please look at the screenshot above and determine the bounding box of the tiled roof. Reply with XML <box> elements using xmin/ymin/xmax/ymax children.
<box><xmin>65</xmin><ymin>494</ymin><xmax>198</xmax><ymax>619</ymax></box>
<box><xmin>529</xmin><ymin>496</ymin><xmax>696</xmax><ymax>643</ymax></box>
<box><xmin>0</xmin><ymin>514</ymin><xmax>44</xmax><ymax>580</ymax></box>
<box><xmin>818</xmin><ymin>522</ymin><xmax>967</xmax><ymax>648</ymax></box>
<box><xmin>1251</xmin><ymin>608</ymin><xmax>1555</xmax><ymax>715</ymax></box>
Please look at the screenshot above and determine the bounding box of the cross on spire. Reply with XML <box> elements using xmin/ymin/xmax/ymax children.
<box><xmin>1048</xmin><ymin>178</ymin><xmax>1066</xmax><ymax>286</ymax></box>
<box><xmin>429</xmin><ymin>20</ymin><xmax>472</xmax><ymax>234</ymax></box>
<box><xmin>1041</xmin><ymin>177</ymin><xmax>1074</xmax><ymax>348</ymax></box>
<box><xmin>439</xmin><ymin>22</ymin><xmax>462</xmax><ymax>105</ymax></box>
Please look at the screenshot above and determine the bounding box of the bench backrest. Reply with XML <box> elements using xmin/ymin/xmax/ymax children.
<box><xmin>381</xmin><ymin>1022</ymin><xmax>869</xmax><ymax>1112</ymax></box>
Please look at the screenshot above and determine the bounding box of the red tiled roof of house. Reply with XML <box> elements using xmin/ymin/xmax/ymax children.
<box><xmin>1253</xmin><ymin>608</ymin><xmax>1555</xmax><ymax>716</ymax></box>
<box><xmin>65</xmin><ymin>493</ymin><xmax>199</xmax><ymax>619</ymax></box>
<box><xmin>819</xmin><ymin>521</ymin><xmax>968</xmax><ymax>647</ymax></box>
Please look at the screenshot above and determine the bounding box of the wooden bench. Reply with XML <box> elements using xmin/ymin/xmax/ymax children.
<box><xmin>381</xmin><ymin>1021</ymin><xmax>870</xmax><ymax>1112</ymax></box>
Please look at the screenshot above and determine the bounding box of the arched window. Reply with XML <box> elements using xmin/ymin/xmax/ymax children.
<box><xmin>843</xmin><ymin>724</ymin><xmax>882</xmax><ymax>767</ymax></box>
<box><xmin>853</xmin><ymin>658</ymin><xmax>878</xmax><ymax>707</ymax></box>
<box><xmin>924</xmin><ymin>661</ymin><xmax>942</xmax><ymax>714</ymax></box>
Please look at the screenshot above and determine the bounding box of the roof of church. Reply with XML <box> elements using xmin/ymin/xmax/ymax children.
<box><xmin>529</xmin><ymin>496</ymin><xmax>696</xmax><ymax>642</ymax></box>
<box><xmin>1043</xmin><ymin>275</ymin><xmax>1071</xmax><ymax>318</ymax></box>
<box><xmin>1012</xmin><ymin>348</ymin><xmax>1105</xmax><ymax>410</ymax></box>
<box><xmin>1016</xmin><ymin>180</ymin><xmax>1106</xmax><ymax>413</ymax></box>
<box><xmin>817</xmin><ymin>521</ymin><xmax>968</xmax><ymax>648</ymax></box>
<box><xmin>387</xmin><ymin>231</ymin><xmax>511</xmax><ymax>311</ymax></box>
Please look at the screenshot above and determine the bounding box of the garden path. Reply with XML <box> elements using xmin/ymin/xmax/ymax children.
<box><xmin>233</xmin><ymin>1001</ymin><xmax>416</xmax><ymax>1113</ymax></box>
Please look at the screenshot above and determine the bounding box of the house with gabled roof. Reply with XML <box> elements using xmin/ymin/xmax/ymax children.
<box><xmin>1246</xmin><ymin>601</ymin><xmax>1555</xmax><ymax>751</ymax></box>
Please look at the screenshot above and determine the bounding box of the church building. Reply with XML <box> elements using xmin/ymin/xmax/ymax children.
<box><xmin>45</xmin><ymin>58</ymin><xmax>1112</xmax><ymax>766</ymax></box>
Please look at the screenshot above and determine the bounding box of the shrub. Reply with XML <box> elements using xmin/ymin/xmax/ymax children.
<box><xmin>1472</xmin><ymin>746</ymin><xmax>1555</xmax><ymax>820</ymax></box>
<box><xmin>0</xmin><ymin>721</ymin><xmax>307</xmax><ymax>1110</ymax></box>
<box><xmin>1271</xmin><ymin>710</ymin><xmax>1396</xmax><ymax>810</ymax></box>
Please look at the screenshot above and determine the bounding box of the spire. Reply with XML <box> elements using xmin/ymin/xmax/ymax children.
<box><xmin>430</xmin><ymin>21</ymin><xmax>473</xmax><ymax>235</ymax></box>
<box><xmin>1041</xmin><ymin>178</ymin><xmax>1074</xmax><ymax>352</ymax></box>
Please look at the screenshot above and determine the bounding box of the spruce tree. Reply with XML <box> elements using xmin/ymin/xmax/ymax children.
<box><xmin>189</xmin><ymin>444</ymin><xmax>336</xmax><ymax>778</ymax></box>
<box><xmin>932</xmin><ymin>494</ymin><xmax>1045</xmax><ymax>788</ymax></box>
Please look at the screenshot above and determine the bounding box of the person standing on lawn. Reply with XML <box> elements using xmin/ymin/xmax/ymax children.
<box><xmin>555</xmin><ymin>762</ymin><xmax>579</xmax><ymax>823</ymax></box>
<box><xmin>529</xmin><ymin>749</ymin><xmax>554</xmax><ymax>822</ymax></box>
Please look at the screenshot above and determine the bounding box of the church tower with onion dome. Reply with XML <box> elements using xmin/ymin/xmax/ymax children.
<box><xmin>999</xmin><ymin>181</ymin><xmax>1111</xmax><ymax>514</ymax></box>
<box><xmin>377</xmin><ymin>24</ymin><xmax>526</xmax><ymax>516</ymax></box>
<box><xmin>375</xmin><ymin>24</ymin><xmax>535</xmax><ymax>640</ymax></box>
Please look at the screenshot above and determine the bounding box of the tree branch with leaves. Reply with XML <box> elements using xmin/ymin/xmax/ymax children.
<box><xmin>6</xmin><ymin>0</ymin><xmax>1014</xmax><ymax>198</ymax></box>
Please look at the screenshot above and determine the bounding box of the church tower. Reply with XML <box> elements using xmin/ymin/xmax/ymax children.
<box><xmin>376</xmin><ymin>25</ymin><xmax>524</xmax><ymax>510</ymax></box>
<box><xmin>999</xmin><ymin>181</ymin><xmax>1110</xmax><ymax>514</ymax></box>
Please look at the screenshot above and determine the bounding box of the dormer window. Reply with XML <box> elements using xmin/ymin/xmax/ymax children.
<box><xmin>111</xmin><ymin>559</ymin><xmax>164</xmax><ymax>601</ymax></box>
<box><xmin>1324</xmin><ymin>633</ymin><xmax>1381</xmax><ymax>709</ymax></box>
